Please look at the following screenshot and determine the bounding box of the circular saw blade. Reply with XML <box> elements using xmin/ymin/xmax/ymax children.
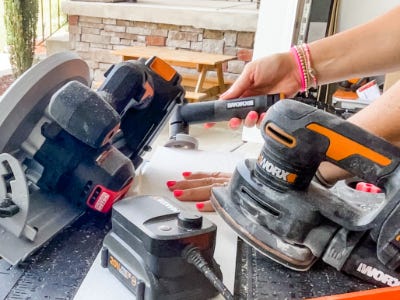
<box><xmin>0</xmin><ymin>51</ymin><xmax>91</xmax><ymax>153</ymax></box>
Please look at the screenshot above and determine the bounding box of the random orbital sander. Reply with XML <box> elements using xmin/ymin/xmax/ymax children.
<box><xmin>210</xmin><ymin>99</ymin><xmax>400</xmax><ymax>286</ymax></box>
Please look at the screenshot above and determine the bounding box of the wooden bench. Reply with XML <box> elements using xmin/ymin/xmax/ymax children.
<box><xmin>181</xmin><ymin>73</ymin><xmax>235</xmax><ymax>86</ymax></box>
<box><xmin>181</xmin><ymin>73</ymin><xmax>234</xmax><ymax>102</ymax></box>
<box><xmin>185</xmin><ymin>91</ymin><xmax>208</xmax><ymax>102</ymax></box>
<box><xmin>181</xmin><ymin>73</ymin><xmax>234</xmax><ymax>92</ymax></box>
<box><xmin>113</xmin><ymin>46</ymin><xmax>237</xmax><ymax>102</ymax></box>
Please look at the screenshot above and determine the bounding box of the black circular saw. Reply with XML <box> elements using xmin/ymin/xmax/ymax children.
<box><xmin>0</xmin><ymin>52</ymin><xmax>92</xmax><ymax>265</ymax></box>
<box><xmin>0</xmin><ymin>51</ymin><xmax>186</xmax><ymax>265</ymax></box>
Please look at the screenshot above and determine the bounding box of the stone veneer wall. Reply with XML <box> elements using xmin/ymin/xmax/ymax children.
<box><xmin>68</xmin><ymin>15</ymin><xmax>255</xmax><ymax>82</ymax></box>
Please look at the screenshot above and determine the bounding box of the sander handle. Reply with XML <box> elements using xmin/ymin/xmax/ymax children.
<box><xmin>260</xmin><ymin>99</ymin><xmax>400</xmax><ymax>189</ymax></box>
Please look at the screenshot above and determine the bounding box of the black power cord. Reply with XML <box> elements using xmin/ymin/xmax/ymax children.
<box><xmin>183</xmin><ymin>245</ymin><xmax>234</xmax><ymax>300</ymax></box>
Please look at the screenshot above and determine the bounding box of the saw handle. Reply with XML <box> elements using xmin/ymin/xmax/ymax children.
<box><xmin>98</xmin><ymin>59</ymin><xmax>153</xmax><ymax>114</ymax></box>
<box><xmin>169</xmin><ymin>94</ymin><xmax>281</xmax><ymax>138</ymax></box>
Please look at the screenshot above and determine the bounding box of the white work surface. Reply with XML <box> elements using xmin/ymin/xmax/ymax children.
<box><xmin>74</xmin><ymin>124</ymin><xmax>262</xmax><ymax>300</ymax></box>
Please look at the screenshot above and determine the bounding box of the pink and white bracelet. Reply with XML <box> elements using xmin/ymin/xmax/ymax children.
<box><xmin>290</xmin><ymin>44</ymin><xmax>318</xmax><ymax>93</ymax></box>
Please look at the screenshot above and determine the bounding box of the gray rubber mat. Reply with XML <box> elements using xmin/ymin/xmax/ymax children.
<box><xmin>0</xmin><ymin>211</ymin><xmax>110</xmax><ymax>300</ymax></box>
<box><xmin>234</xmin><ymin>239</ymin><xmax>377</xmax><ymax>300</ymax></box>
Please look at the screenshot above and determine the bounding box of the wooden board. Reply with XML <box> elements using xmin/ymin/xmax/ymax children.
<box><xmin>114</xmin><ymin>46</ymin><xmax>236</xmax><ymax>68</ymax></box>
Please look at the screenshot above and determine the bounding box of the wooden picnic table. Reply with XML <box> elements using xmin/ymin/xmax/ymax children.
<box><xmin>113</xmin><ymin>46</ymin><xmax>237</xmax><ymax>101</ymax></box>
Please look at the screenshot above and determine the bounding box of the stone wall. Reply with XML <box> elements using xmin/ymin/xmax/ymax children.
<box><xmin>68</xmin><ymin>15</ymin><xmax>255</xmax><ymax>82</ymax></box>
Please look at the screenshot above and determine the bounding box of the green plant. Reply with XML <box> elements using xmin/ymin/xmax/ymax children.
<box><xmin>0</xmin><ymin>2</ymin><xmax>7</xmax><ymax>52</ymax></box>
<box><xmin>4</xmin><ymin>0</ymin><xmax>39</xmax><ymax>77</ymax></box>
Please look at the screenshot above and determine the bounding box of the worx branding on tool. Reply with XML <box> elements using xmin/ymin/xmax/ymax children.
<box><xmin>257</xmin><ymin>154</ymin><xmax>297</xmax><ymax>183</ymax></box>
<box><xmin>226</xmin><ymin>99</ymin><xmax>255</xmax><ymax>109</ymax></box>
<box><xmin>356</xmin><ymin>263</ymin><xmax>400</xmax><ymax>286</ymax></box>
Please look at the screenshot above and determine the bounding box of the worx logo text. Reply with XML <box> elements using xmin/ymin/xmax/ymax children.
<box><xmin>257</xmin><ymin>156</ymin><xmax>297</xmax><ymax>183</ymax></box>
<box><xmin>357</xmin><ymin>263</ymin><xmax>400</xmax><ymax>286</ymax></box>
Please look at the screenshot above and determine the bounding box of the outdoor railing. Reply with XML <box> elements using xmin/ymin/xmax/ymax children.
<box><xmin>37</xmin><ymin>0</ymin><xmax>67</xmax><ymax>44</ymax></box>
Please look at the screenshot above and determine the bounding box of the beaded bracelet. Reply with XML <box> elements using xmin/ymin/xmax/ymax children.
<box><xmin>290</xmin><ymin>44</ymin><xmax>318</xmax><ymax>93</ymax></box>
<box><xmin>302</xmin><ymin>44</ymin><xmax>318</xmax><ymax>87</ymax></box>
<box><xmin>290</xmin><ymin>46</ymin><xmax>307</xmax><ymax>92</ymax></box>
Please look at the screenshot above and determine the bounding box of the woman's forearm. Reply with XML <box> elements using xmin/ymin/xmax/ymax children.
<box><xmin>309</xmin><ymin>6</ymin><xmax>400</xmax><ymax>85</ymax></box>
<box><xmin>347</xmin><ymin>80</ymin><xmax>400</xmax><ymax>146</ymax></box>
<box><xmin>319</xmin><ymin>79</ymin><xmax>400</xmax><ymax>184</ymax></box>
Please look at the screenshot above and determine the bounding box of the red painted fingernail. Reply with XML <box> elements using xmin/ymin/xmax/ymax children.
<box><xmin>204</xmin><ymin>122</ymin><xmax>216</xmax><ymax>129</ymax></box>
<box><xmin>182</xmin><ymin>171</ymin><xmax>192</xmax><ymax>177</ymax></box>
<box><xmin>173</xmin><ymin>190</ymin><xmax>184</xmax><ymax>197</ymax></box>
<box><xmin>229</xmin><ymin>118</ymin><xmax>241</xmax><ymax>128</ymax></box>
<box><xmin>166</xmin><ymin>180</ymin><xmax>176</xmax><ymax>188</ymax></box>
<box><xmin>248</xmin><ymin>111</ymin><xmax>258</xmax><ymax>120</ymax></box>
<box><xmin>196</xmin><ymin>202</ymin><xmax>204</xmax><ymax>210</ymax></box>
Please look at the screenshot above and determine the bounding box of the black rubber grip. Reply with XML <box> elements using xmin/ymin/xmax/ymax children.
<box><xmin>178</xmin><ymin>94</ymin><xmax>281</xmax><ymax>124</ymax></box>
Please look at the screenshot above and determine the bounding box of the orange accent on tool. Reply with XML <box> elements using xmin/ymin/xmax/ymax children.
<box><xmin>333</xmin><ymin>89</ymin><xmax>358</xmax><ymax>100</ymax></box>
<box><xmin>149</xmin><ymin>57</ymin><xmax>176</xmax><ymax>82</ymax></box>
<box><xmin>309</xmin><ymin>286</ymin><xmax>400</xmax><ymax>300</ymax></box>
<box><xmin>141</xmin><ymin>81</ymin><xmax>154</xmax><ymax>101</ymax></box>
<box><xmin>287</xmin><ymin>173</ymin><xmax>297</xmax><ymax>183</ymax></box>
<box><xmin>265</xmin><ymin>123</ymin><xmax>297</xmax><ymax>148</ymax></box>
<box><xmin>306</xmin><ymin>123</ymin><xmax>391</xmax><ymax>166</ymax></box>
<box><xmin>348</xmin><ymin>78</ymin><xmax>361</xmax><ymax>84</ymax></box>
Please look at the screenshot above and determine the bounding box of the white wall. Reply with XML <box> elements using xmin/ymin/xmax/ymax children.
<box><xmin>253</xmin><ymin>0</ymin><xmax>299</xmax><ymax>60</ymax></box>
<box><xmin>253</xmin><ymin>0</ymin><xmax>400</xmax><ymax>59</ymax></box>
<box><xmin>337</xmin><ymin>1</ymin><xmax>399</xmax><ymax>32</ymax></box>
<box><xmin>243</xmin><ymin>0</ymin><xmax>300</xmax><ymax>142</ymax></box>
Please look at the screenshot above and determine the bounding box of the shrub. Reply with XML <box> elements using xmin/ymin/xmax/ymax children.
<box><xmin>4</xmin><ymin>0</ymin><xmax>38</xmax><ymax>77</ymax></box>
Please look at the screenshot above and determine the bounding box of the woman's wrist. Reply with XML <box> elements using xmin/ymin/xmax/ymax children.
<box><xmin>315</xmin><ymin>168</ymin><xmax>335</xmax><ymax>188</ymax></box>
<box><xmin>285</xmin><ymin>51</ymin><xmax>303</xmax><ymax>94</ymax></box>
<box><xmin>317</xmin><ymin>162</ymin><xmax>352</xmax><ymax>187</ymax></box>
<box><xmin>290</xmin><ymin>44</ymin><xmax>319</xmax><ymax>93</ymax></box>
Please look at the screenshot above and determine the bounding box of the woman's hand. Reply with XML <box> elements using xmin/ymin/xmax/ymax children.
<box><xmin>166</xmin><ymin>171</ymin><xmax>231</xmax><ymax>212</ymax></box>
<box><xmin>218</xmin><ymin>52</ymin><xmax>301</xmax><ymax>129</ymax></box>
<box><xmin>222</xmin><ymin>52</ymin><xmax>301</xmax><ymax>100</ymax></box>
